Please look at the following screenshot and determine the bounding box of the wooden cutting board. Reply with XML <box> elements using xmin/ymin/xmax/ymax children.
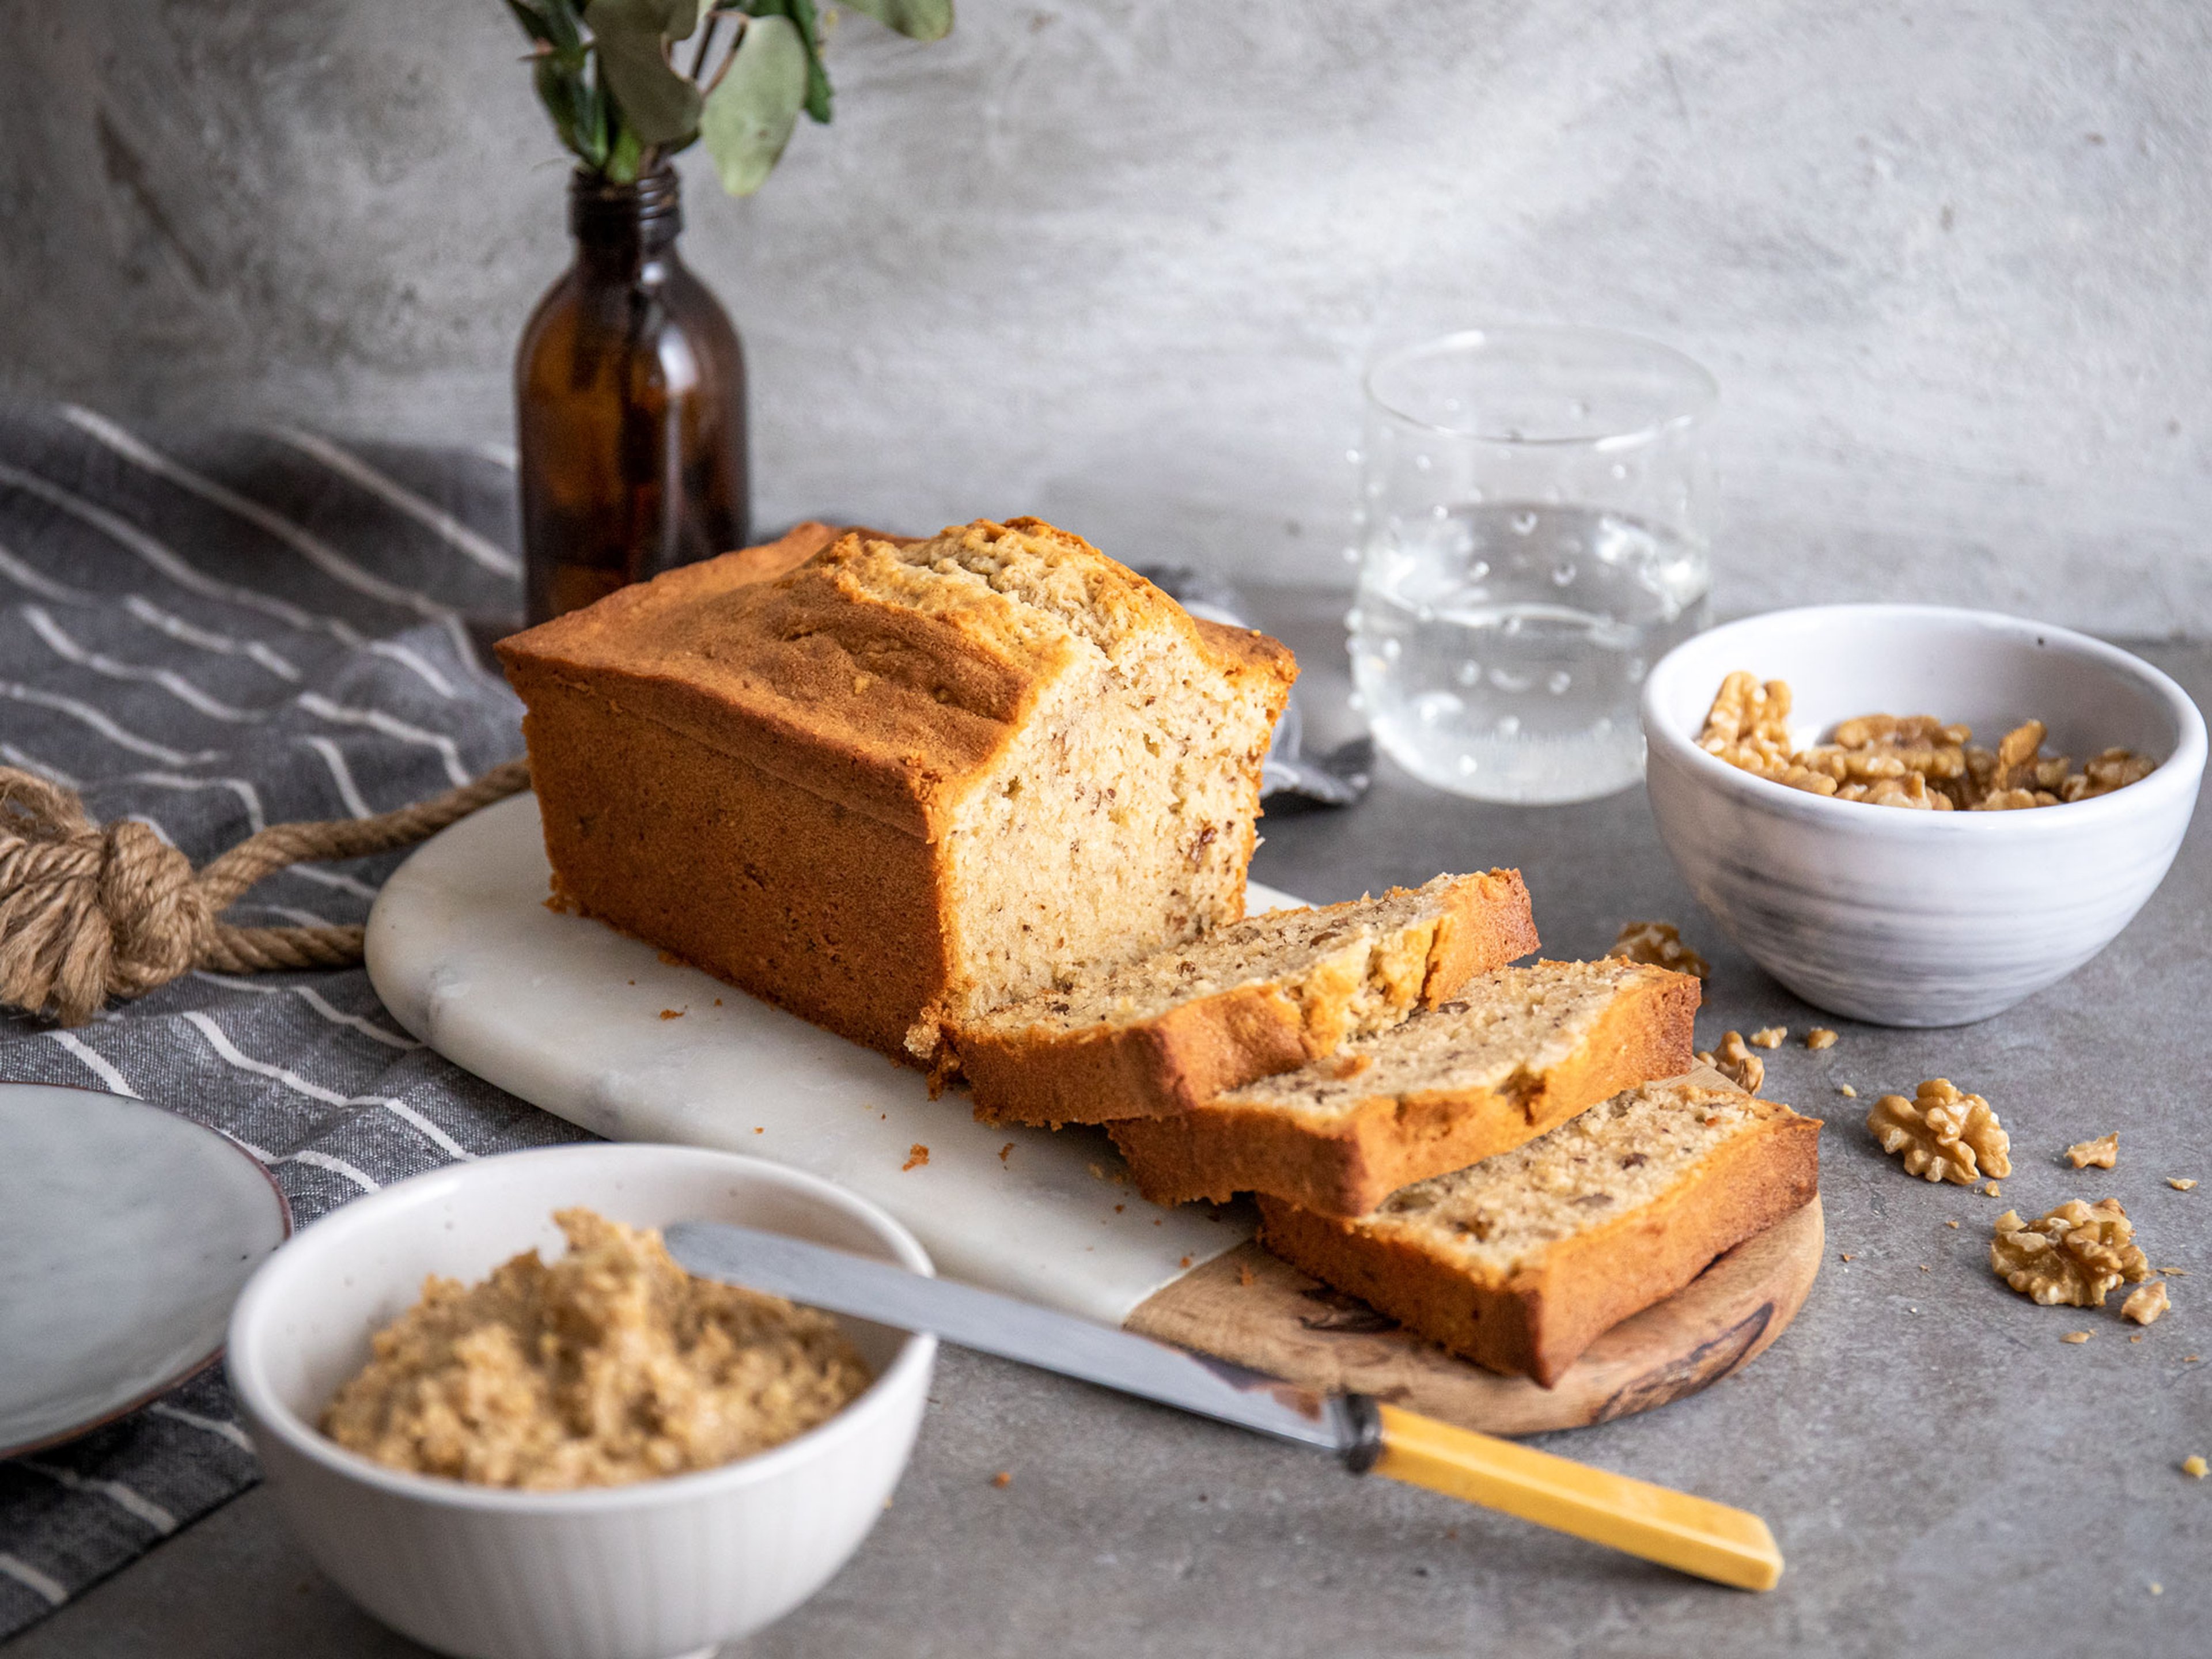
<box><xmin>367</xmin><ymin>793</ymin><xmax>1820</xmax><ymax>1436</ymax></box>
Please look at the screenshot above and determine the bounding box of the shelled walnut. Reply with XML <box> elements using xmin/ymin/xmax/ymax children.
<box><xmin>1990</xmin><ymin>1199</ymin><xmax>2152</xmax><ymax>1308</ymax></box>
<box><xmin>1695</xmin><ymin>1030</ymin><xmax>1763</xmax><ymax>1094</ymax></box>
<box><xmin>1867</xmin><ymin>1079</ymin><xmax>2012</xmax><ymax>1185</ymax></box>
<box><xmin>1607</xmin><ymin>920</ymin><xmax>1710</xmax><ymax>980</ymax></box>
<box><xmin>1695</xmin><ymin>675</ymin><xmax>2157</xmax><ymax>812</ymax></box>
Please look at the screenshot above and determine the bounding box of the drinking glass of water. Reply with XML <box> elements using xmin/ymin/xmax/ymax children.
<box><xmin>1349</xmin><ymin>325</ymin><xmax>1716</xmax><ymax>804</ymax></box>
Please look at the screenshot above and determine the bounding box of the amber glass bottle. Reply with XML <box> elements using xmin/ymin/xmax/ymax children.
<box><xmin>516</xmin><ymin>166</ymin><xmax>749</xmax><ymax>626</ymax></box>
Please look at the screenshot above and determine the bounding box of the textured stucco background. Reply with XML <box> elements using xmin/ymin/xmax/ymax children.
<box><xmin>2</xmin><ymin>1</ymin><xmax>2208</xmax><ymax>628</ymax></box>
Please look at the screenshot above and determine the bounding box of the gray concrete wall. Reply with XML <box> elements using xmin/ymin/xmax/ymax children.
<box><xmin>2</xmin><ymin>1</ymin><xmax>2207</xmax><ymax>631</ymax></box>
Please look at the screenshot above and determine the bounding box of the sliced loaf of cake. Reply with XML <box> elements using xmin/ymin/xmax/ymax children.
<box><xmin>1256</xmin><ymin>1078</ymin><xmax>1821</xmax><ymax>1387</ymax></box>
<box><xmin>954</xmin><ymin>872</ymin><xmax>1537</xmax><ymax>1126</ymax></box>
<box><xmin>1108</xmin><ymin>958</ymin><xmax>1698</xmax><ymax>1216</ymax></box>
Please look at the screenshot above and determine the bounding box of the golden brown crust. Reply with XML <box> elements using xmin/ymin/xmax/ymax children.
<box><xmin>957</xmin><ymin>872</ymin><xmax>1538</xmax><ymax>1127</ymax></box>
<box><xmin>1108</xmin><ymin>964</ymin><xmax>1699</xmax><ymax>1215</ymax></box>
<box><xmin>498</xmin><ymin>518</ymin><xmax>1294</xmax><ymax>843</ymax></box>
<box><xmin>1256</xmin><ymin>1106</ymin><xmax>1822</xmax><ymax>1387</ymax></box>
<box><xmin>513</xmin><ymin>664</ymin><xmax>952</xmax><ymax>1058</ymax></box>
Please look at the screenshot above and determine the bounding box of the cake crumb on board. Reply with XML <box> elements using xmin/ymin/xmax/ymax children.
<box><xmin>902</xmin><ymin>1144</ymin><xmax>930</xmax><ymax>1172</ymax></box>
<box><xmin>991</xmin><ymin>1471</ymin><xmax>1012</xmax><ymax>1488</ymax></box>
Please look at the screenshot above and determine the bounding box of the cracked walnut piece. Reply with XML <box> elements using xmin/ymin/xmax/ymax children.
<box><xmin>1990</xmin><ymin>1199</ymin><xmax>2152</xmax><ymax>1308</ymax></box>
<box><xmin>2066</xmin><ymin>1132</ymin><xmax>2119</xmax><ymax>1170</ymax></box>
<box><xmin>1695</xmin><ymin>1030</ymin><xmax>1763</xmax><ymax>1094</ymax></box>
<box><xmin>1607</xmin><ymin>920</ymin><xmax>1710</xmax><ymax>980</ymax></box>
<box><xmin>1868</xmin><ymin>1080</ymin><xmax>2012</xmax><ymax>1185</ymax></box>
<box><xmin>2123</xmin><ymin>1282</ymin><xmax>2171</xmax><ymax>1326</ymax></box>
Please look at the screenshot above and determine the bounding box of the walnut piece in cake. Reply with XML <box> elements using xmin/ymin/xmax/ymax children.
<box><xmin>2066</xmin><ymin>1132</ymin><xmax>2119</xmax><ymax>1170</ymax></box>
<box><xmin>1990</xmin><ymin>1199</ymin><xmax>2152</xmax><ymax>1308</ymax></box>
<box><xmin>1695</xmin><ymin>1029</ymin><xmax>1763</xmax><ymax>1094</ymax></box>
<box><xmin>1868</xmin><ymin>1080</ymin><xmax>2011</xmax><ymax>1185</ymax></box>
<box><xmin>1607</xmin><ymin>920</ymin><xmax>1710</xmax><ymax>980</ymax></box>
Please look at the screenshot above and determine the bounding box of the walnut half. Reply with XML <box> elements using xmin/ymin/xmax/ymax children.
<box><xmin>1695</xmin><ymin>1030</ymin><xmax>1763</xmax><ymax>1095</ymax></box>
<box><xmin>1990</xmin><ymin>1199</ymin><xmax>2152</xmax><ymax>1308</ymax></box>
<box><xmin>1868</xmin><ymin>1079</ymin><xmax>2012</xmax><ymax>1185</ymax></box>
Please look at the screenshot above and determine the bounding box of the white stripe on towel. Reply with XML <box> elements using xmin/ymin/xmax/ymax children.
<box><xmin>297</xmin><ymin>692</ymin><xmax>469</xmax><ymax>786</ymax></box>
<box><xmin>22</xmin><ymin>1465</ymin><xmax>177</xmax><ymax>1535</ymax></box>
<box><xmin>0</xmin><ymin>743</ymin><xmax>79</xmax><ymax>788</ymax></box>
<box><xmin>148</xmin><ymin>1404</ymin><xmax>255</xmax><ymax>1455</ymax></box>
<box><xmin>297</xmin><ymin>735</ymin><xmax>373</xmax><ymax>819</ymax></box>
<box><xmin>0</xmin><ymin>680</ymin><xmax>219</xmax><ymax>766</ymax></box>
<box><xmin>43</xmin><ymin>1031</ymin><xmax>140</xmax><ymax>1097</ymax></box>
<box><xmin>22</xmin><ymin>606</ymin><xmax>262</xmax><ymax>723</ymax></box>
<box><xmin>0</xmin><ymin>1555</ymin><xmax>67</xmax><ymax>1607</ymax></box>
<box><xmin>192</xmin><ymin>974</ymin><xmax>419</xmax><ymax>1049</ymax></box>
<box><xmin>63</xmin><ymin>408</ymin><xmax>462</xmax><ymax>628</ymax></box>
<box><xmin>183</xmin><ymin>1012</ymin><xmax>471</xmax><ymax>1161</ymax></box>
<box><xmin>0</xmin><ymin>459</ymin><xmax>362</xmax><ymax>646</ymax></box>
<box><xmin>270</xmin><ymin>427</ymin><xmax>521</xmax><ymax>577</ymax></box>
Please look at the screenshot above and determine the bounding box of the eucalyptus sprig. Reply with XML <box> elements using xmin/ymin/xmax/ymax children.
<box><xmin>505</xmin><ymin>0</ymin><xmax>952</xmax><ymax>196</ymax></box>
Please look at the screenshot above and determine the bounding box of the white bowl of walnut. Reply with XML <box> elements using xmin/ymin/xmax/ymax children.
<box><xmin>1641</xmin><ymin>604</ymin><xmax>2206</xmax><ymax>1026</ymax></box>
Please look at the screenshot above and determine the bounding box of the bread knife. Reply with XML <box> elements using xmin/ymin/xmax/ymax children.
<box><xmin>664</xmin><ymin>1221</ymin><xmax>1783</xmax><ymax>1590</ymax></box>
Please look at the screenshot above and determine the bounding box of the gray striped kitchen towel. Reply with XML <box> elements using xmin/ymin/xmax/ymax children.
<box><xmin>0</xmin><ymin>400</ymin><xmax>587</xmax><ymax>1640</ymax></box>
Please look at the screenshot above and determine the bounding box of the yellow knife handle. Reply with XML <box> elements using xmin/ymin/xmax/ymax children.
<box><xmin>1358</xmin><ymin>1400</ymin><xmax>1784</xmax><ymax>1592</ymax></box>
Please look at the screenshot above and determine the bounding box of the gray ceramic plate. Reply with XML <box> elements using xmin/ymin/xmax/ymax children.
<box><xmin>0</xmin><ymin>1082</ymin><xmax>291</xmax><ymax>1457</ymax></box>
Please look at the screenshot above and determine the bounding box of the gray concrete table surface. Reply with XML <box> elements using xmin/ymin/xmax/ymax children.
<box><xmin>13</xmin><ymin>594</ymin><xmax>2211</xmax><ymax>1659</ymax></box>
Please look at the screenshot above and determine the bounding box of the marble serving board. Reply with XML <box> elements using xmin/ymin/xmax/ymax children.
<box><xmin>365</xmin><ymin>791</ymin><xmax>1262</xmax><ymax>1326</ymax></box>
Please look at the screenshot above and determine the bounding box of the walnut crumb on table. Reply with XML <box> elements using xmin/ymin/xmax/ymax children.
<box><xmin>1838</xmin><ymin>1084</ymin><xmax>1857</xmax><ymax>1098</ymax></box>
<box><xmin>2123</xmin><ymin>1282</ymin><xmax>2171</xmax><ymax>1325</ymax></box>
<box><xmin>2066</xmin><ymin>1132</ymin><xmax>2119</xmax><ymax>1169</ymax></box>
<box><xmin>1806</xmin><ymin>1028</ymin><xmax>1838</xmax><ymax>1050</ymax></box>
<box><xmin>2172</xmin><ymin>1177</ymin><xmax>2199</xmax><ymax>1191</ymax></box>
<box><xmin>1985</xmin><ymin>1181</ymin><xmax>2002</xmax><ymax>1197</ymax></box>
<box><xmin>2062</xmin><ymin>1331</ymin><xmax>2092</xmax><ymax>1343</ymax></box>
<box><xmin>2184</xmin><ymin>1457</ymin><xmax>2209</xmax><ymax>1479</ymax></box>
<box><xmin>1748</xmin><ymin>1026</ymin><xmax>1786</xmax><ymax>1049</ymax></box>
<box><xmin>1869</xmin><ymin>1080</ymin><xmax>2011</xmax><ymax>1185</ymax></box>
<box><xmin>991</xmin><ymin>1471</ymin><xmax>1012</xmax><ymax>1488</ymax></box>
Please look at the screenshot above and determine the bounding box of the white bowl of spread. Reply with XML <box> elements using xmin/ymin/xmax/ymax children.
<box><xmin>1642</xmin><ymin>605</ymin><xmax>2206</xmax><ymax>1025</ymax></box>
<box><xmin>228</xmin><ymin>1144</ymin><xmax>935</xmax><ymax>1659</ymax></box>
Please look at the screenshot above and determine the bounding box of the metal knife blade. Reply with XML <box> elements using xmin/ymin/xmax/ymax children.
<box><xmin>664</xmin><ymin>1220</ymin><xmax>1363</xmax><ymax>1457</ymax></box>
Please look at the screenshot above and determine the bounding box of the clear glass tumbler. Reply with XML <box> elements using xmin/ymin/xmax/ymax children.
<box><xmin>1349</xmin><ymin>325</ymin><xmax>1716</xmax><ymax>804</ymax></box>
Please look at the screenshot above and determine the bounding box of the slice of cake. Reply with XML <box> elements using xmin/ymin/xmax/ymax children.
<box><xmin>1256</xmin><ymin>1078</ymin><xmax>1821</xmax><ymax>1387</ymax></box>
<box><xmin>497</xmin><ymin>519</ymin><xmax>1296</xmax><ymax>1065</ymax></box>
<box><xmin>954</xmin><ymin>872</ymin><xmax>1538</xmax><ymax>1127</ymax></box>
<box><xmin>1108</xmin><ymin>959</ymin><xmax>1699</xmax><ymax>1216</ymax></box>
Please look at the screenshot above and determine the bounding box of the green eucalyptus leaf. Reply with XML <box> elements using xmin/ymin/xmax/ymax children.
<box><xmin>838</xmin><ymin>0</ymin><xmax>953</xmax><ymax>42</ymax></box>
<box><xmin>539</xmin><ymin>0</ymin><xmax>589</xmax><ymax>51</ymax></box>
<box><xmin>786</xmin><ymin>0</ymin><xmax>832</xmax><ymax>123</ymax></box>
<box><xmin>586</xmin><ymin>0</ymin><xmax>704</xmax><ymax>146</ymax></box>
<box><xmin>605</xmin><ymin>122</ymin><xmax>645</xmax><ymax>184</ymax></box>
<box><xmin>699</xmin><ymin>13</ymin><xmax>807</xmax><ymax>195</ymax></box>
<box><xmin>505</xmin><ymin>1</ymin><xmax>556</xmax><ymax>46</ymax></box>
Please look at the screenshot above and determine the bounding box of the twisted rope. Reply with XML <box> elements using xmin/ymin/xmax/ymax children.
<box><xmin>0</xmin><ymin>757</ymin><xmax>530</xmax><ymax>1027</ymax></box>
